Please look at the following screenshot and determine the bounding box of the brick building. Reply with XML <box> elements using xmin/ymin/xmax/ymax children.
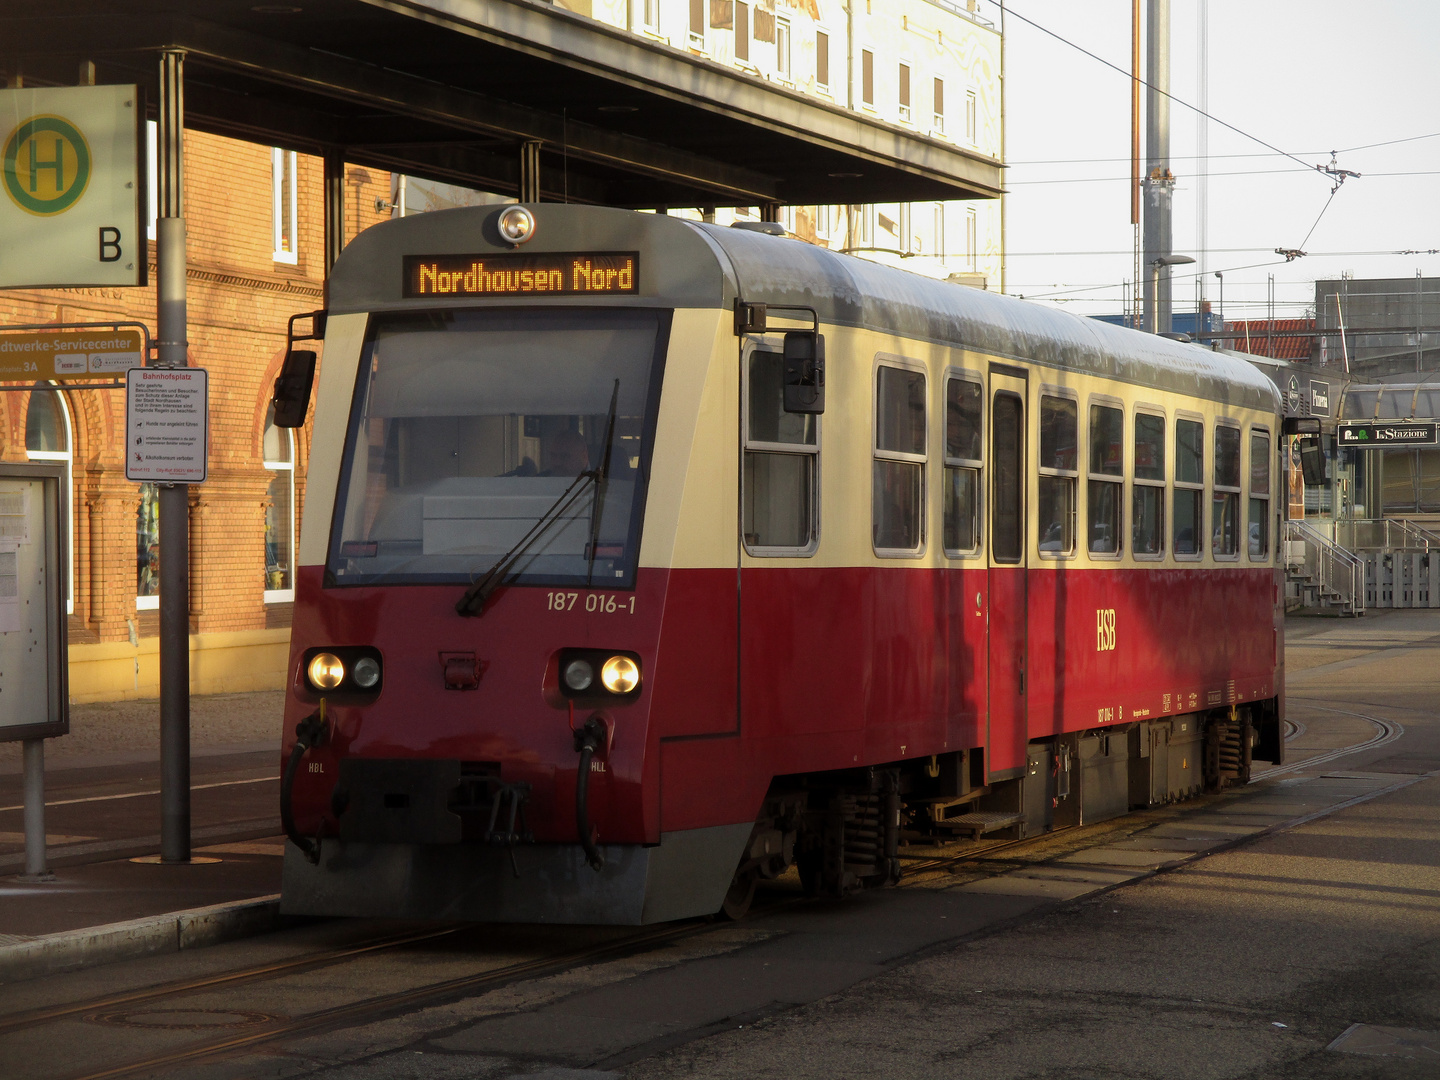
<box><xmin>1</xmin><ymin>129</ymin><xmax>386</xmax><ymax>701</ymax></box>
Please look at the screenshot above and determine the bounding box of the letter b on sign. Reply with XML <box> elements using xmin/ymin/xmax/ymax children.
<box><xmin>99</xmin><ymin>226</ymin><xmax>121</xmax><ymax>262</ymax></box>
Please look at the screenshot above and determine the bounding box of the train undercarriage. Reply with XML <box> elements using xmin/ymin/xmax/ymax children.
<box><xmin>722</xmin><ymin>701</ymin><xmax>1283</xmax><ymax>918</ymax></box>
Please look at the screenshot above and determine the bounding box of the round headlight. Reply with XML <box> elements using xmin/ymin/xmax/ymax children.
<box><xmin>600</xmin><ymin>655</ymin><xmax>640</xmax><ymax>695</ymax></box>
<box><xmin>307</xmin><ymin>652</ymin><xmax>345</xmax><ymax>691</ymax></box>
<box><xmin>497</xmin><ymin>205</ymin><xmax>536</xmax><ymax>245</ymax></box>
<box><xmin>563</xmin><ymin>659</ymin><xmax>594</xmax><ymax>692</ymax></box>
<box><xmin>352</xmin><ymin>656</ymin><xmax>381</xmax><ymax>690</ymax></box>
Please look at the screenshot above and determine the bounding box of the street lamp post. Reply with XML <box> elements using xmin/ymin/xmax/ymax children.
<box><xmin>1149</xmin><ymin>254</ymin><xmax>1195</xmax><ymax>334</ymax></box>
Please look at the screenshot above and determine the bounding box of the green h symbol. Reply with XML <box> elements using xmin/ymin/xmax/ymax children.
<box><xmin>28</xmin><ymin>135</ymin><xmax>64</xmax><ymax>193</ymax></box>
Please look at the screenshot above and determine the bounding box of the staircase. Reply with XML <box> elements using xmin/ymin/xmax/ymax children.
<box><xmin>1284</xmin><ymin>519</ymin><xmax>1365</xmax><ymax>615</ymax></box>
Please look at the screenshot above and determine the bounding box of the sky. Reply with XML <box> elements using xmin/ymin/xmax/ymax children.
<box><xmin>979</xmin><ymin>0</ymin><xmax>1440</xmax><ymax>324</ymax></box>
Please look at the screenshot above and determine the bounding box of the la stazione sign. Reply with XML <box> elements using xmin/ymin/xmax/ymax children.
<box><xmin>0</xmin><ymin>85</ymin><xmax>145</xmax><ymax>289</ymax></box>
<box><xmin>403</xmin><ymin>252</ymin><xmax>639</xmax><ymax>298</ymax></box>
<box><xmin>0</xmin><ymin>327</ymin><xmax>145</xmax><ymax>380</ymax></box>
<box><xmin>1337</xmin><ymin>422</ymin><xmax>1439</xmax><ymax>447</ymax></box>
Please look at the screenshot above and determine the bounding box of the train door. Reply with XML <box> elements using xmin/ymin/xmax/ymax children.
<box><xmin>987</xmin><ymin>366</ymin><xmax>1029</xmax><ymax>776</ymax></box>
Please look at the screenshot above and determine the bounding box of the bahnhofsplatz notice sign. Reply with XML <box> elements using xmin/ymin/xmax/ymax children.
<box><xmin>0</xmin><ymin>85</ymin><xmax>145</xmax><ymax>289</ymax></box>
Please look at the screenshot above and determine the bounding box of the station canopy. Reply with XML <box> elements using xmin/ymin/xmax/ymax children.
<box><xmin>2</xmin><ymin>0</ymin><xmax>1005</xmax><ymax>209</ymax></box>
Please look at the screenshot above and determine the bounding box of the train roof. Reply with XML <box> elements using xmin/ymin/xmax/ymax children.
<box><xmin>329</xmin><ymin>204</ymin><xmax>1280</xmax><ymax>413</ymax></box>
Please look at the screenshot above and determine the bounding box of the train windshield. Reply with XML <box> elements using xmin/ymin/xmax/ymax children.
<box><xmin>328</xmin><ymin>308</ymin><xmax>668</xmax><ymax>588</ymax></box>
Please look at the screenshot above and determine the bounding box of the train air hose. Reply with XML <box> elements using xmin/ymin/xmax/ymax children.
<box><xmin>573</xmin><ymin>716</ymin><xmax>608</xmax><ymax>872</ymax></box>
<box><xmin>281</xmin><ymin>701</ymin><xmax>331</xmax><ymax>865</ymax></box>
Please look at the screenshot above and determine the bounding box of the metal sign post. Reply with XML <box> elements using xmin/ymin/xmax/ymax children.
<box><xmin>0</xmin><ymin>463</ymin><xmax>69</xmax><ymax>882</ymax></box>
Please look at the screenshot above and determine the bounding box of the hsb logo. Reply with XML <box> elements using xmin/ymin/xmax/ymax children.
<box><xmin>1096</xmin><ymin>608</ymin><xmax>1116</xmax><ymax>651</ymax></box>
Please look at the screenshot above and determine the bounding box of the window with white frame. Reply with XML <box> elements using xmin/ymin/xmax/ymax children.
<box><xmin>965</xmin><ymin>207</ymin><xmax>977</xmax><ymax>271</ymax></box>
<box><xmin>272</xmin><ymin>147</ymin><xmax>298</xmax><ymax>264</ymax></box>
<box><xmin>898</xmin><ymin>63</ymin><xmax>912</xmax><ymax>122</ymax></box>
<box><xmin>874</xmin><ymin>365</ymin><xmax>926</xmax><ymax>553</ymax></box>
<box><xmin>1174</xmin><ymin>417</ymin><xmax>1205</xmax><ymax>556</ymax></box>
<box><xmin>735</xmin><ymin>2</ymin><xmax>750</xmax><ymax>62</ymax></box>
<box><xmin>933</xmin><ymin>203</ymin><xmax>946</xmax><ymax>261</ymax></box>
<box><xmin>689</xmin><ymin>0</ymin><xmax>705</xmax><ymax>47</ymax></box>
<box><xmin>639</xmin><ymin>0</ymin><xmax>659</xmax><ymax>32</ymax></box>
<box><xmin>264</xmin><ymin>406</ymin><xmax>296</xmax><ymax>600</ymax></box>
<box><xmin>933</xmin><ymin>78</ymin><xmax>945</xmax><ymax>133</ymax></box>
<box><xmin>744</xmin><ymin>349</ymin><xmax>818</xmax><ymax>552</ymax></box>
<box><xmin>816</xmin><ymin>30</ymin><xmax>830</xmax><ymax>90</ymax></box>
<box><xmin>1213</xmin><ymin>423</ymin><xmax>1241</xmax><ymax>557</ymax></box>
<box><xmin>776</xmin><ymin>17</ymin><xmax>791</xmax><ymax>79</ymax></box>
<box><xmin>966</xmin><ymin>90</ymin><xmax>978</xmax><ymax>145</ymax></box>
<box><xmin>862</xmin><ymin>49</ymin><xmax>875</xmax><ymax>106</ymax></box>
<box><xmin>25</xmin><ymin>388</ymin><xmax>74</xmax><ymax>613</ymax></box>
<box><xmin>1133</xmin><ymin>411</ymin><xmax>1166</xmax><ymax>556</ymax></box>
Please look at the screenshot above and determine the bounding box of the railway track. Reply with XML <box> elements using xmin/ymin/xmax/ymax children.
<box><xmin>11</xmin><ymin>703</ymin><xmax>1413</xmax><ymax>1080</ymax></box>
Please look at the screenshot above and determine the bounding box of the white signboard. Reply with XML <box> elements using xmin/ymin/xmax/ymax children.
<box><xmin>126</xmin><ymin>367</ymin><xmax>209</xmax><ymax>483</ymax></box>
<box><xmin>0</xmin><ymin>85</ymin><xmax>144</xmax><ymax>289</ymax></box>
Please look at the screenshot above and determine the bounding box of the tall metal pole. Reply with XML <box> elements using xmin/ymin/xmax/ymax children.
<box><xmin>21</xmin><ymin>738</ymin><xmax>50</xmax><ymax>880</ymax></box>
<box><xmin>323</xmin><ymin>151</ymin><xmax>345</xmax><ymax>307</ymax></box>
<box><xmin>1142</xmin><ymin>0</ymin><xmax>1174</xmax><ymax>335</ymax></box>
<box><xmin>156</xmin><ymin>48</ymin><xmax>191</xmax><ymax>864</ymax></box>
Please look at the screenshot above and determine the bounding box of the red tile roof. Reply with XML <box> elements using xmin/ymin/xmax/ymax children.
<box><xmin>1224</xmin><ymin>319</ymin><xmax>1315</xmax><ymax>360</ymax></box>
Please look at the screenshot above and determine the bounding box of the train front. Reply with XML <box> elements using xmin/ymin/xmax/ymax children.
<box><xmin>279</xmin><ymin>205</ymin><xmax>741</xmax><ymax>924</ymax></box>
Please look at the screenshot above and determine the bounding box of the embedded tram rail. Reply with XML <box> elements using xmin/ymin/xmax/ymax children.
<box><xmin>1</xmin><ymin>699</ymin><xmax>1411</xmax><ymax>1080</ymax></box>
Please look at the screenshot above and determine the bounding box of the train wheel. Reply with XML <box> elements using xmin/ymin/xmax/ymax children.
<box><xmin>719</xmin><ymin>868</ymin><xmax>758</xmax><ymax>920</ymax></box>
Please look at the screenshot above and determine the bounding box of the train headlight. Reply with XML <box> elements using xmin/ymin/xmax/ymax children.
<box><xmin>600</xmin><ymin>655</ymin><xmax>640</xmax><ymax>695</ymax></box>
<box><xmin>497</xmin><ymin>205</ymin><xmax>536</xmax><ymax>245</ymax></box>
<box><xmin>351</xmin><ymin>655</ymin><xmax>381</xmax><ymax>690</ymax></box>
<box><xmin>307</xmin><ymin>652</ymin><xmax>345</xmax><ymax>691</ymax></box>
<box><xmin>563</xmin><ymin>658</ymin><xmax>595</xmax><ymax>692</ymax></box>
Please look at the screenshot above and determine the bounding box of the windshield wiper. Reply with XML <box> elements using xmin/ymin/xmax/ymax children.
<box><xmin>455</xmin><ymin>469</ymin><xmax>598</xmax><ymax>617</ymax></box>
<box><xmin>585</xmin><ymin>379</ymin><xmax>621</xmax><ymax>587</ymax></box>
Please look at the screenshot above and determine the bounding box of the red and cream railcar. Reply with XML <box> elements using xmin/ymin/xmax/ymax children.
<box><xmin>278</xmin><ymin>204</ymin><xmax>1284</xmax><ymax>923</ymax></box>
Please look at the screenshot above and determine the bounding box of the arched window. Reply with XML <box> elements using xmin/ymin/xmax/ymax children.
<box><xmin>25</xmin><ymin>388</ymin><xmax>74</xmax><ymax>614</ymax></box>
<box><xmin>263</xmin><ymin>407</ymin><xmax>295</xmax><ymax>601</ymax></box>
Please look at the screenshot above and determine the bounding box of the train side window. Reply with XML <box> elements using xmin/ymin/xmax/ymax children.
<box><xmin>1213</xmin><ymin>423</ymin><xmax>1242</xmax><ymax>558</ymax></box>
<box><xmin>1037</xmin><ymin>394</ymin><xmax>1077</xmax><ymax>556</ymax></box>
<box><xmin>1087</xmin><ymin>403</ymin><xmax>1124</xmax><ymax>555</ymax></box>
<box><xmin>744</xmin><ymin>348</ymin><xmax>818</xmax><ymax>554</ymax></box>
<box><xmin>991</xmin><ymin>393</ymin><xmax>1023</xmax><ymax>563</ymax></box>
<box><xmin>943</xmin><ymin>375</ymin><xmax>982</xmax><ymax>555</ymax></box>
<box><xmin>874</xmin><ymin>364</ymin><xmax>927</xmax><ymax>554</ymax></box>
<box><xmin>1133</xmin><ymin>411</ymin><xmax>1165</xmax><ymax>557</ymax></box>
<box><xmin>1174</xmin><ymin>417</ymin><xmax>1204</xmax><ymax>557</ymax></box>
<box><xmin>1248</xmin><ymin>429</ymin><xmax>1271</xmax><ymax>560</ymax></box>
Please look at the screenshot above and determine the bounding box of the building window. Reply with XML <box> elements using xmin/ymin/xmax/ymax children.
<box><xmin>1213</xmin><ymin>424</ymin><xmax>1241</xmax><ymax>557</ymax></box>
<box><xmin>1039</xmin><ymin>395</ymin><xmax>1078</xmax><ymax>556</ymax></box>
<box><xmin>862</xmin><ymin>49</ymin><xmax>874</xmax><ymax>106</ymax></box>
<box><xmin>1133</xmin><ymin>412</ymin><xmax>1165</xmax><ymax>556</ymax></box>
<box><xmin>775</xmin><ymin>17</ymin><xmax>791</xmax><ymax>80</ymax></box>
<box><xmin>1249</xmin><ymin>429</ymin><xmax>1270</xmax><ymax>559</ymax></box>
<box><xmin>966</xmin><ymin>90</ymin><xmax>978</xmax><ymax>145</ymax></box>
<box><xmin>943</xmin><ymin>376</ymin><xmax>982</xmax><ymax>554</ymax></box>
<box><xmin>264</xmin><ymin>406</ymin><xmax>296</xmax><ymax>600</ymax></box>
<box><xmin>137</xmin><ymin>483</ymin><xmax>159</xmax><ymax>608</ymax></box>
<box><xmin>272</xmin><ymin>147</ymin><xmax>298</xmax><ymax>265</ymax></box>
<box><xmin>874</xmin><ymin>365</ymin><xmax>926</xmax><ymax>554</ymax></box>
<box><xmin>898</xmin><ymin>63</ymin><xmax>911</xmax><ymax>122</ymax></box>
<box><xmin>966</xmin><ymin>208</ymin><xmax>977</xmax><ymax>271</ymax></box>
<box><xmin>933</xmin><ymin>78</ymin><xmax>945</xmax><ymax>133</ymax></box>
<box><xmin>638</xmin><ymin>0</ymin><xmax>659</xmax><ymax>32</ymax></box>
<box><xmin>1174</xmin><ymin>418</ymin><xmax>1204</xmax><ymax>556</ymax></box>
<box><xmin>744</xmin><ymin>349</ymin><xmax>818</xmax><ymax>552</ymax></box>
<box><xmin>816</xmin><ymin>30</ymin><xmax>830</xmax><ymax>89</ymax></box>
<box><xmin>735</xmin><ymin>2</ymin><xmax>750</xmax><ymax>62</ymax></box>
<box><xmin>25</xmin><ymin>388</ymin><xmax>74</xmax><ymax>613</ymax></box>
<box><xmin>1088</xmin><ymin>403</ymin><xmax>1124</xmax><ymax>555</ymax></box>
<box><xmin>689</xmin><ymin>0</ymin><xmax>705</xmax><ymax>47</ymax></box>
<box><xmin>933</xmin><ymin>203</ymin><xmax>945</xmax><ymax>260</ymax></box>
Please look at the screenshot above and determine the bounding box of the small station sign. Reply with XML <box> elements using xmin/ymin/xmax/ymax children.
<box><xmin>125</xmin><ymin>367</ymin><xmax>209</xmax><ymax>483</ymax></box>
<box><xmin>1337</xmin><ymin>421</ymin><xmax>1438</xmax><ymax>447</ymax></box>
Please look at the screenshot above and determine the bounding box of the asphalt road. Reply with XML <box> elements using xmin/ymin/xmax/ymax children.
<box><xmin>2</xmin><ymin>612</ymin><xmax>1438</xmax><ymax>1080</ymax></box>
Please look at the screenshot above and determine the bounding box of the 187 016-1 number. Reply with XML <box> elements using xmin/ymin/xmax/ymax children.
<box><xmin>547</xmin><ymin>591</ymin><xmax>636</xmax><ymax>614</ymax></box>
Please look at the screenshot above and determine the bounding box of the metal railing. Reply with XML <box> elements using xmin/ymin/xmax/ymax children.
<box><xmin>1333</xmin><ymin>517</ymin><xmax>1440</xmax><ymax>553</ymax></box>
<box><xmin>1286</xmin><ymin>519</ymin><xmax>1366</xmax><ymax>614</ymax></box>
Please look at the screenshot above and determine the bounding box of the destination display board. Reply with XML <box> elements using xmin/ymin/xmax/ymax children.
<box><xmin>125</xmin><ymin>367</ymin><xmax>209</xmax><ymax>483</ymax></box>
<box><xmin>0</xmin><ymin>328</ymin><xmax>144</xmax><ymax>381</ymax></box>
<box><xmin>1337</xmin><ymin>421</ymin><xmax>1438</xmax><ymax>447</ymax></box>
<box><xmin>403</xmin><ymin>252</ymin><xmax>639</xmax><ymax>298</ymax></box>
